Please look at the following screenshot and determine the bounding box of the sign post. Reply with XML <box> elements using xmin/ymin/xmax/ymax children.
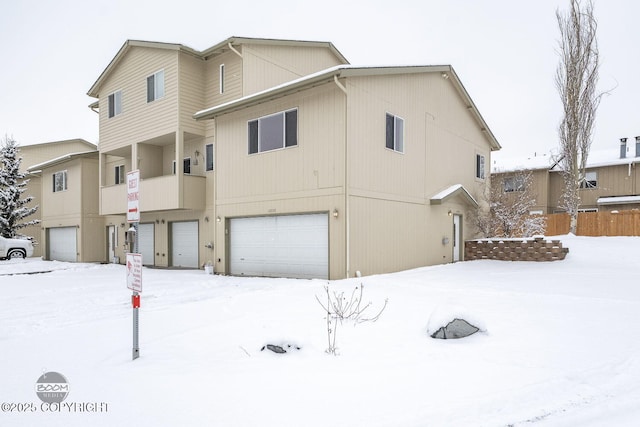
<box><xmin>126</xmin><ymin>170</ymin><xmax>141</xmax><ymax>360</ymax></box>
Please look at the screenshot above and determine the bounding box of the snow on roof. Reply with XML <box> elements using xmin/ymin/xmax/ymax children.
<box><xmin>492</xmin><ymin>147</ymin><xmax>640</xmax><ymax>174</ymax></box>
<box><xmin>27</xmin><ymin>150</ymin><xmax>97</xmax><ymax>171</ymax></box>
<box><xmin>430</xmin><ymin>184</ymin><xmax>478</xmax><ymax>207</ymax></box>
<box><xmin>597</xmin><ymin>195</ymin><xmax>640</xmax><ymax>205</ymax></box>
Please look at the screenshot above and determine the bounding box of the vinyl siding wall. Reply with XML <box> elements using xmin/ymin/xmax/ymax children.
<box><xmin>213</xmin><ymin>82</ymin><xmax>347</xmax><ymax>278</ymax></box>
<box><xmin>242</xmin><ymin>44</ymin><xmax>345</xmax><ymax>96</ymax></box>
<box><xmin>345</xmin><ymin>72</ymin><xmax>491</xmax><ymax>274</ymax></box>
<box><xmin>98</xmin><ymin>47</ymin><xmax>179</xmax><ymax>152</ymax></box>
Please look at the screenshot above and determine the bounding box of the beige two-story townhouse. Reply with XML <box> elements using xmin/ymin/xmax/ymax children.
<box><xmin>27</xmin><ymin>150</ymin><xmax>103</xmax><ymax>262</ymax></box>
<box><xmin>87</xmin><ymin>37</ymin><xmax>349</xmax><ymax>269</ymax></box>
<box><xmin>492</xmin><ymin>137</ymin><xmax>640</xmax><ymax>214</ymax></box>
<box><xmin>20</xmin><ymin>138</ymin><xmax>97</xmax><ymax>257</ymax></box>
<box><xmin>195</xmin><ymin>64</ymin><xmax>500</xmax><ymax>279</ymax></box>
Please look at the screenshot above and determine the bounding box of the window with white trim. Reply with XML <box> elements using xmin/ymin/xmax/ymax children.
<box><xmin>115</xmin><ymin>165</ymin><xmax>125</xmax><ymax>185</ymax></box>
<box><xmin>147</xmin><ymin>70</ymin><xmax>165</xmax><ymax>102</ymax></box>
<box><xmin>385</xmin><ymin>113</ymin><xmax>404</xmax><ymax>153</ymax></box>
<box><xmin>580</xmin><ymin>171</ymin><xmax>597</xmax><ymax>189</ymax></box>
<box><xmin>205</xmin><ymin>144</ymin><xmax>214</xmax><ymax>171</ymax></box>
<box><xmin>219</xmin><ymin>64</ymin><xmax>225</xmax><ymax>94</ymax></box>
<box><xmin>108</xmin><ymin>90</ymin><xmax>122</xmax><ymax>118</ymax></box>
<box><xmin>53</xmin><ymin>171</ymin><xmax>67</xmax><ymax>192</ymax></box>
<box><xmin>503</xmin><ymin>176</ymin><xmax>525</xmax><ymax>192</ymax></box>
<box><xmin>476</xmin><ymin>154</ymin><xmax>486</xmax><ymax>179</ymax></box>
<box><xmin>172</xmin><ymin>158</ymin><xmax>191</xmax><ymax>174</ymax></box>
<box><xmin>248</xmin><ymin>109</ymin><xmax>298</xmax><ymax>154</ymax></box>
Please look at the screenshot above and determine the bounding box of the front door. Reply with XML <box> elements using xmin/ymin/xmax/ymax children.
<box><xmin>453</xmin><ymin>214</ymin><xmax>462</xmax><ymax>262</ymax></box>
<box><xmin>107</xmin><ymin>225</ymin><xmax>117</xmax><ymax>263</ymax></box>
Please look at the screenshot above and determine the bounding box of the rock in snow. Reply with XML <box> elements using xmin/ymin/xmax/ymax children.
<box><xmin>430</xmin><ymin>318</ymin><xmax>480</xmax><ymax>339</ymax></box>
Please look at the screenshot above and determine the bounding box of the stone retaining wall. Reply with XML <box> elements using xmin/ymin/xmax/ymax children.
<box><xmin>464</xmin><ymin>237</ymin><xmax>569</xmax><ymax>262</ymax></box>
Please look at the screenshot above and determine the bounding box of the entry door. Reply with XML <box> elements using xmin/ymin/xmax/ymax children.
<box><xmin>107</xmin><ymin>225</ymin><xmax>117</xmax><ymax>262</ymax></box>
<box><xmin>171</xmin><ymin>221</ymin><xmax>199</xmax><ymax>268</ymax></box>
<box><xmin>453</xmin><ymin>214</ymin><xmax>462</xmax><ymax>262</ymax></box>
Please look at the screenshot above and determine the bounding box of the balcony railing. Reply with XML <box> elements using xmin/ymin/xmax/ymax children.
<box><xmin>100</xmin><ymin>174</ymin><xmax>206</xmax><ymax>215</ymax></box>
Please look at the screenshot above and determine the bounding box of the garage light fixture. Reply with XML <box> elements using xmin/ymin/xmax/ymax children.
<box><xmin>332</xmin><ymin>209</ymin><xmax>339</xmax><ymax>218</ymax></box>
<box><xmin>216</xmin><ymin>216</ymin><xmax>222</xmax><ymax>223</ymax></box>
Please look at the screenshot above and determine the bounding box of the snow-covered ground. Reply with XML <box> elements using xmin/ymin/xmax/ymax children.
<box><xmin>1</xmin><ymin>234</ymin><xmax>640</xmax><ymax>426</ymax></box>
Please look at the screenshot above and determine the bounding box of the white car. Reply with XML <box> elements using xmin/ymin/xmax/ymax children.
<box><xmin>0</xmin><ymin>236</ymin><xmax>34</xmax><ymax>260</ymax></box>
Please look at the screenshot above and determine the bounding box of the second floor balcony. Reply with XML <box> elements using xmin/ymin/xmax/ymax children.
<box><xmin>101</xmin><ymin>174</ymin><xmax>206</xmax><ymax>215</ymax></box>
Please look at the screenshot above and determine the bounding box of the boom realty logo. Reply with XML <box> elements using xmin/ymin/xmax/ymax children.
<box><xmin>35</xmin><ymin>371</ymin><xmax>69</xmax><ymax>403</ymax></box>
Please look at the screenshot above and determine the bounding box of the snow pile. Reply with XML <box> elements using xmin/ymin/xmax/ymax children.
<box><xmin>1</xmin><ymin>235</ymin><xmax>640</xmax><ymax>426</ymax></box>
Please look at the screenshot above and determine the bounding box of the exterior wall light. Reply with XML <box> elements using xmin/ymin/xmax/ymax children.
<box><xmin>332</xmin><ymin>209</ymin><xmax>339</xmax><ymax>218</ymax></box>
<box><xmin>448</xmin><ymin>210</ymin><xmax>452</xmax><ymax>217</ymax></box>
<box><xmin>216</xmin><ymin>216</ymin><xmax>221</xmax><ymax>223</ymax></box>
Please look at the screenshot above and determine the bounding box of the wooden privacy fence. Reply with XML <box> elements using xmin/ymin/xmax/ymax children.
<box><xmin>544</xmin><ymin>210</ymin><xmax>640</xmax><ymax>236</ymax></box>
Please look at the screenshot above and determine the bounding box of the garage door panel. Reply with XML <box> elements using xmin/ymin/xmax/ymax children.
<box><xmin>138</xmin><ymin>223</ymin><xmax>154</xmax><ymax>266</ymax></box>
<box><xmin>49</xmin><ymin>227</ymin><xmax>77</xmax><ymax>262</ymax></box>
<box><xmin>171</xmin><ymin>221</ymin><xmax>198</xmax><ymax>268</ymax></box>
<box><xmin>230</xmin><ymin>213</ymin><xmax>328</xmax><ymax>279</ymax></box>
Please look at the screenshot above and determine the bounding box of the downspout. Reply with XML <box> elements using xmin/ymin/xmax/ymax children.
<box><xmin>228</xmin><ymin>43</ymin><xmax>242</xmax><ymax>58</ymax></box>
<box><xmin>334</xmin><ymin>75</ymin><xmax>350</xmax><ymax>277</ymax></box>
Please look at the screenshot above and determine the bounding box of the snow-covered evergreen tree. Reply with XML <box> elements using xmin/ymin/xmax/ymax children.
<box><xmin>0</xmin><ymin>136</ymin><xmax>40</xmax><ymax>239</ymax></box>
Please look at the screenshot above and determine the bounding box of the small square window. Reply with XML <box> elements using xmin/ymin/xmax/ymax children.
<box><xmin>108</xmin><ymin>90</ymin><xmax>122</xmax><ymax>118</ymax></box>
<box><xmin>476</xmin><ymin>154</ymin><xmax>486</xmax><ymax>180</ymax></box>
<box><xmin>385</xmin><ymin>113</ymin><xmax>404</xmax><ymax>153</ymax></box>
<box><xmin>205</xmin><ymin>144</ymin><xmax>214</xmax><ymax>171</ymax></box>
<box><xmin>147</xmin><ymin>70</ymin><xmax>165</xmax><ymax>103</ymax></box>
<box><xmin>115</xmin><ymin>165</ymin><xmax>125</xmax><ymax>185</ymax></box>
<box><xmin>53</xmin><ymin>171</ymin><xmax>67</xmax><ymax>192</ymax></box>
<box><xmin>580</xmin><ymin>171</ymin><xmax>597</xmax><ymax>189</ymax></box>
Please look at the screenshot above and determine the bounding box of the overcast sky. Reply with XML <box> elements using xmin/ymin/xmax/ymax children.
<box><xmin>1</xmin><ymin>0</ymin><xmax>638</xmax><ymax>160</ymax></box>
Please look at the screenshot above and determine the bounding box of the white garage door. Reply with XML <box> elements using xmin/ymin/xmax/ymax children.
<box><xmin>49</xmin><ymin>227</ymin><xmax>77</xmax><ymax>262</ymax></box>
<box><xmin>138</xmin><ymin>223</ymin><xmax>154</xmax><ymax>266</ymax></box>
<box><xmin>230</xmin><ymin>213</ymin><xmax>328</xmax><ymax>279</ymax></box>
<box><xmin>171</xmin><ymin>221</ymin><xmax>199</xmax><ymax>268</ymax></box>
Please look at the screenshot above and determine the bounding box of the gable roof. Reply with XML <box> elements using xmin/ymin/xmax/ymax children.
<box><xmin>20</xmin><ymin>138</ymin><xmax>96</xmax><ymax>152</ymax></box>
<box><xmin>193</xmin><ymin>64</ymin><xmax>501</xmax><ymax>151</ymax></box>
<box><xmin>87</xmin><ymin>36</ymin><xmax>348</xmax><ymax>98</ymax></box>
<box><xmin>27</xmin><ymin>150</ymin><xmax>98</xmax><ymax>173</ymax></box>
<box><xmin>430</xmin><ymin>184</ymin><xmax>479</xmax><ymax>208</ymax></box>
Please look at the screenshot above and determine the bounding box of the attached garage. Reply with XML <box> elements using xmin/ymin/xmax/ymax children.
<box><xmin>229</xmin><ymin>213</ymin><xmax>328</xmax><ymax>279</ymax></box>
<box><xmin>48</xmin><ymin>227</ymin><xmax>77</xmax><ymax>262</ymax></box>
<box><xmin>170</xmin><ymin>221</ymin><xmax>199</xmax><ymax>268</ymax></box>
<box><xmin>137</xmin><ymin>223</ymin><xmax>155</xmax><ymax>266</ymax></box>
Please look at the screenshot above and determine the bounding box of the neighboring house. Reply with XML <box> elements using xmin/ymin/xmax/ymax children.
<box><xmin>492</xmin><ymin>137</ymin><xmax>640</xmax><ymax>213</ymax></box>
<box><xmin>83</xmin><ymin>36</ymin><xmax>499</xmax><ymax>279</ymax></box>
<box><xmin>27</xmin><ymin>150</ymin><xmax>103</xmax><ymax>262</ymax></box>
<box><xmin>19</xmin><ymin>139</ymin><xmax>97</xmax><ymax>257</ymax></box>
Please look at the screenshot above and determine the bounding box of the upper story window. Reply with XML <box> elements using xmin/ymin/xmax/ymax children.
<box><xmin>476</xmin><ymin>154</ymin><xmax>486</xmax><ymax>180</ymax></box>
<box><xmin>385</xmin><ymin>113</ymin><xmax>404</xmax><ymax>153</ymax></box>
<box><xmin>503</xmin><ymin>176</ymin><xmax>525</xmax><ymax>192</ymax></box>
<box><xmin>108</xmin><ymin>90</ymin><xmax>122</xmax><ymax>118</ymax></box>
<box><xmin>205</xmin><ymin>144</ymin><xmax>214</xmax><ymax>171</ymax></box>
<box><xmin>172</xmin><ymin>158</ymin><xmax>191</xmax><ymax>175</ymax></box>
<box><xmin>147</xmin><ymin>70</ymin><xmax>165</xmax><ymax>103</ymax></box>
<box><xmin>115</xmin><ymin>165</ymin><xmax>125</xmax><ymax>185</ymax></box>
<box><xmin>580</xmin><ymin>171</ymin><xmax>597</xmax><ymax>189</ymax></box>
<box><xmin>219</xmin><ymin>64</ymin><xmax>225</xmax><ymax>94</ymax></box>
<box><xmin>53</xmin><ymin>171</ymin><xmax>67</xmax><ymax>192</ymax></box>
<box><xmin>248</xmin><ymin>109</ymin><xmax>298</xmax><ymax>154</ymax></box>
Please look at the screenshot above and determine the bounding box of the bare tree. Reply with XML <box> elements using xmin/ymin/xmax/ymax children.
<box><xmin>475</xmin><ymin>170</ymin><xmax>546</xmax><ymax>238</ymax></box>
<box><xmin>555</xmin><ymin>0</ymin><xmax>603</xmax><ymax>233</ymax></box>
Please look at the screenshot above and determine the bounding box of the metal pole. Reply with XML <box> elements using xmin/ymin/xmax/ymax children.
<box><xmin>132</xmin><ymin>222</ymin><xmax>139</xmax><ymax>360</ymax></box>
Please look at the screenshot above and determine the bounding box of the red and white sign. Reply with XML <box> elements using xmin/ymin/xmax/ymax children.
<box><xmin>126</xmin><ymin>253</ymin><xmax>143</xmax><ymax>293</ymax></box>
<box><xmin>127</xmin><ymin>170</ymin><xmax>140</xmax><ymax>223</ymax></box>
